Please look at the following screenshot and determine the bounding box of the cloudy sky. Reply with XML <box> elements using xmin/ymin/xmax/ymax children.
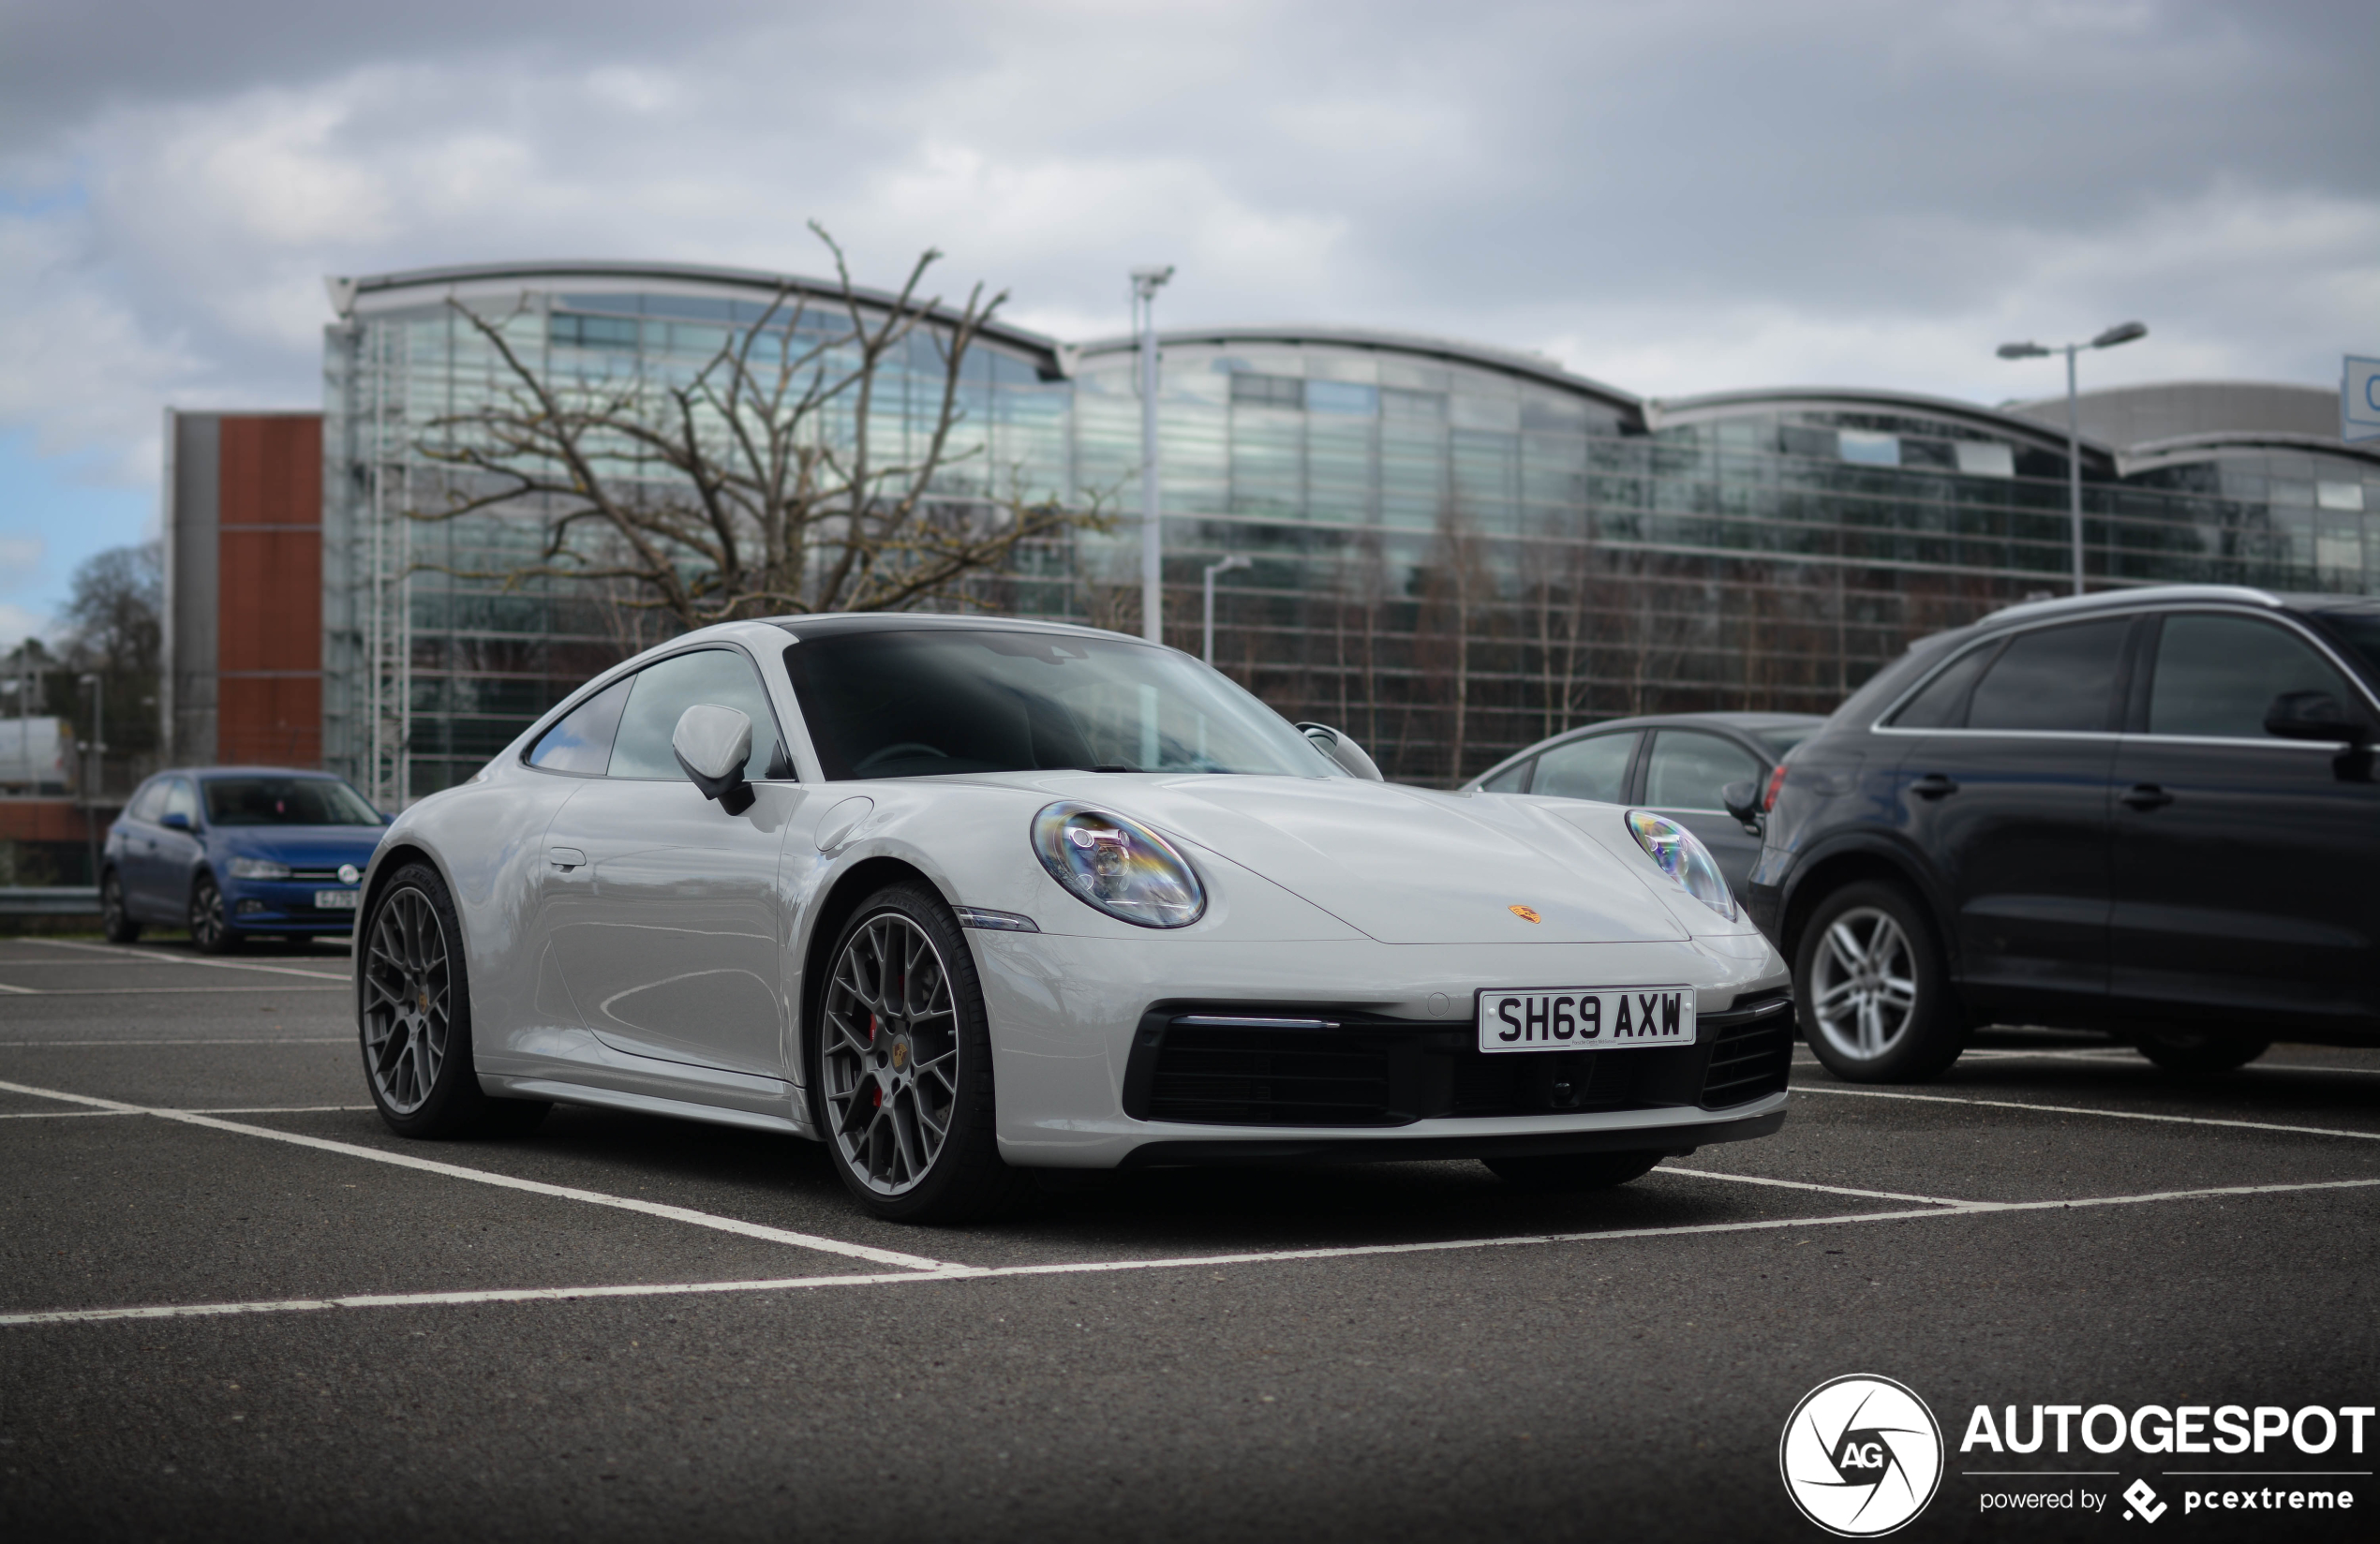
<box><xmin>2</xmin><ymin>0</ymin><xmax>2374</xmax><ymax>637</ymax></box>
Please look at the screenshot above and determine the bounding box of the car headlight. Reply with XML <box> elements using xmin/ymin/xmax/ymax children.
<box><xmin>1031</xmin><ymin>802</ymin><xmax>1205</xmax><ymax>928</ymax></box>
<box><xmin>1625</xmin><ymin>810</ymin><xmax>1735</xmax><ymax>919</ymax></box>
<box><xmin>228</xmin><ymin>857</ymin><xmax>291</xmax><ymax>881</ymax></box>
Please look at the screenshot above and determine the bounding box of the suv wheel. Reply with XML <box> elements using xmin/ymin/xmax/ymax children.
<box><xmin>1795</xmin><ymin>880</ymin><xmax>1963</xmax><ymax>1083</ymax></box>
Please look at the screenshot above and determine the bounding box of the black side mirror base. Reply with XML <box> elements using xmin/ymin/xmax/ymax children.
<box><xmin>674</xmin><ymin>749</ymin><xmax>755</xmax><ymax>815</ymax></box>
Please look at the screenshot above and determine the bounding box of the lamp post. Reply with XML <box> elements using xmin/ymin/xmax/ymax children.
<box><xmin>1201</xmin><ymin>554</ymin><xmax>1252</xmax><ymax>665</ymax></box>
<box><xmin>1130</xmin><ymin>265</ymin><xmax>1175</xmax><ymax>645</ymax></box>
<box><xmin>1997</xmin><ymin>320</ymin><xmax>2148</xmax><ymax>596</ymax></box>
<box><xmin>77</xmin><ymin>672</ymin><xmax>104</xmax><ymax>889</ymax></box>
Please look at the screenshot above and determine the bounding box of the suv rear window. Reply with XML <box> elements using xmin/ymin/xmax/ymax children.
<box><xmin>1964</xmin><ymin>619</ymin><xmax>2128</xmax><ymax>733</ymax></box>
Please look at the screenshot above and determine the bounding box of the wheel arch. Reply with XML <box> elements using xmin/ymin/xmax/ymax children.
<box><xmin>1777</xmin><ymin>838</ymin><xmax>1960</xmax><ymax>979</ymax></box>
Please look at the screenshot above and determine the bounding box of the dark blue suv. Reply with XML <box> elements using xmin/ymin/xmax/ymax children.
<box><xmin>1747</xmin><ymin>586</ymin><xmax>2380</xmax><ymax>1081</ymax></box>
<box><xmin>101</xmin><ymin>767</ymin><xmax>389</xmax><ymax>951</ymax></box>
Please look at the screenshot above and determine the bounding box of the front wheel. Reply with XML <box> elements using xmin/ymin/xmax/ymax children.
<box><xmin>1795</xmin><ymin>880</ymin><xmax>1964</xmax><ymax>1082</ymax></box>
<box><xmin>359</xmin><ymin>863</ymin><xmax>549</xmax><ymax>1139</ymax></box>
<box><xmin>815</xmin><ymin>882</ymin><xmax>1025</xmax><ymax>1224</ymax></box>
<box><xmin>100</xmin><ymin>870</ymin><xmax>141</xmax><ymax>943</ymax></box>
<box><xmin>189</xmin><ymin>873</ymin><xmax>239</xmax><ymax>954</ymax></box>
<box><xmin>2135</xmin><ymin>1030</ymin><xmax>2270</xmax><ymax>1077</ymax></box>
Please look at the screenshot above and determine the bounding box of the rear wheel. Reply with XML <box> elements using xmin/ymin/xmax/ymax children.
<box><xmin>360</xmin><ymin>863</ymin><xmax>549</xmax><ymax>1139</ymax></box>
<box><xmin>1483</xmin><ymin>1151</ymin><xmax>1663</xmax><ymax>1190</ymax></box>
<box><xmin>1796</xmin><ymin>880</ymin><xmax>1964</xmax><ymax>1082</ymax></box>
<box><xmin>816</xmin><ymin>882</ymin><xmax>1025</xmax><ymax>1224</ymax></box>
<box><xmin>100</xmin><ymin>870</ymin><xmax>140</xmax><ymax>943</ymax></box>
<box><xmin>2135</xmin><ymin>1030</ymin><xmax>2271</xmax><ymax>1076</ymax></box>
<box><xmin>188</xmin><ymin>873</ymin><xmax>239</xmax><ymax>954</ymax></box>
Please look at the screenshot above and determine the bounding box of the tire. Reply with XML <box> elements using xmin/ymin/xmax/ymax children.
<box><xmin>2135</xmin><ymin>1030</ymin><xmax>2271</xmax><ymax>1077</ymax></box>
<box><xmin>188</xmin><ymin>872</ymin><xmax>240</xmax><ymax>954</ymax></box>
<box><xmin>358</xmin><ymin>862</ymin><xmax>550</xmax><ymax>1139</ymax></box>
<box><xmin>1483</xmin><ymin>1151</ymin><xmax>1662</xmax><ymax>1191</ymax></box>
<box><xmin>1795</xmin><ymin>880</ymin><xmax>1964</xmax><ymax>1083</ymax></box>
<box><xmin>814</xmin><ymin>881</ymin><xmax>1027</xmax><ymax>1224</ymax></box>
<box><xmin>100</xmin><ymin>869</ymin><xmax>141</xmax><ymax>943</ymax></box>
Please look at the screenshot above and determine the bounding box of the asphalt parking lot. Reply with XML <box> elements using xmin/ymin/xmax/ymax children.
<box><xmin>1</xmin><ymin>934</ymin><xmax>2374</xmax><ymax>1542</ymax></box>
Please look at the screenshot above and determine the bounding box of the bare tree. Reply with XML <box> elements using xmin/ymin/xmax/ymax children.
<box><xmin>410</xmin><ymin>226</ymin><xmax>1108</xmax><ymax>628</ymax></box>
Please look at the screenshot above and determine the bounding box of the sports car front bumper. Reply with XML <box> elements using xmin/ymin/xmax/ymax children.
<box><xmin>969</xmin><ymin>930</ymin><xmax>1792</xmax><ymax>1169</ymax></box>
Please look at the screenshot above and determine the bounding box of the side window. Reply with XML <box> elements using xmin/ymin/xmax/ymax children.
<box><xmin>527</xmin><ymin>676</ymin><xmax>633</xmax><ymax>774</ymax></box>
<box><xmin>1887</xmin><ymin>642</ymin><xmax>1997</xmax><ymax>729</ymax></box>
<box><xmin>1479</xmin><ymin>758</ymin><xmax>1533</xmax><ymax>794</ymax></box>
<box><xmin>2148</xmin><ymin>615</ymin><xmax>2359</xmax><ymax>740</ymax></box>
<box><xmin>1531</xmin><ymin>732</ymin><xmax>1637</xmax><ymax>802</ymax></box>
<box><xmin>162</xmin><ymin>778</ymin><xmax>200</xmax><ymax>825</ymax></box>
<box><xmin>607</xmin><ymin>648</ymin><xmax>785</xmax><ymax>782</ymax></box>
<box><xmin>1965</xmin><ymin>619</ymin><xmax>2129</xmax><ymax>734</ymax></box>
<box><xmin>126</xmin><ymin>780</ymin><xmax>169</xmax><ymax>824</ymax></box>
<box><xmin>1644</xmin><ymin>731</ymin><xmax>1762</xmax><ymax>812</ymax></box>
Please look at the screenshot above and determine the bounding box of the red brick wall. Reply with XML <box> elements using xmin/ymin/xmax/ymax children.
<box><xmin>215</xmin><ymin>416</ymin><xmax>322</xmax><ymax>767</ymax></box>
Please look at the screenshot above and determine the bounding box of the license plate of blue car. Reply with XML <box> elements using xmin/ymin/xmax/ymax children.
<box><xmin>313</xmin><ymin>890</ymin><xmax>361</xmax><ymax>910</ymax></box>
<box><xmin>1475</xmin><ymin>987</ymin><xmax>1696</xmax><ymax>1053</ymax></box>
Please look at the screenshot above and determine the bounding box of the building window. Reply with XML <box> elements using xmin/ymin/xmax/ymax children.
<box><xmin>1229</xmin><ymin>373</ymin><xmax>1305</xmax><ymax>408</ymax></box>
<box><xmin>1837</xmin><ymin>430</ymin><xmax>1901</xmax><ymax>468</ymax></box>
<box><xmin>1955</xmin><ymin>441</ymin><xmax>2016</xmax><ymax>478</ymax></box>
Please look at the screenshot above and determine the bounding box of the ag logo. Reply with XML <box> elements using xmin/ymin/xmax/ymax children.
<box><xmin>1779</xmin><ymin>1373</ymin><xmax>1943</xmax><ymax>1537</ymax></box>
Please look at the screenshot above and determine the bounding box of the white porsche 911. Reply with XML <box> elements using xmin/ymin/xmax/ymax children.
<box><xmin>355</xmin><ymin>614</ymin><xmax>1792</xmax><ymax>1221</ymax></box>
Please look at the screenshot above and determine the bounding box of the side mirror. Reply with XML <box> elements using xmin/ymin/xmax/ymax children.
<box><xmin>2264</xmin><ymin>690</ymin><xmax>2371</xmax><ymax>747</ymax></box>
<box><xmin>159</xmin><ymin>811</ymin><xmax>191</xmax><ymax>832</ymax></box>
<box><xmin>672</xmin><ymin>704</ymin><xmax>756</xmax><ymax>815</ymax></box>
<box><xmin>1720</xmin><ymin>779</ymin><xmax>1763</xmax><ymax>836</ymax></box>
<box><xmin>1294</xmin><ymin>721</ymin><xmax>1384</xmax><ymax>781</ymax></box>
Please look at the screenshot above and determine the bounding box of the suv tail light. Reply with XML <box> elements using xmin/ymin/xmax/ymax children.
<box><xmin>1762</xmin><ymin>763</ymin><xmax>1789</xmax><ymax>813</ymax></box>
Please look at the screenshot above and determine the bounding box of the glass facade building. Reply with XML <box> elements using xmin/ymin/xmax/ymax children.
<box><xmin>323</xmin><ymin>265</ymin><xmax>2380</xmax><ymax>800</ymax></box>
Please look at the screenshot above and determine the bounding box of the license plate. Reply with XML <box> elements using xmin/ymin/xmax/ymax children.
<box><xmin>313</xmin><ymin>890</ymin><xmax>361</xmax><ymax>911</ymax></box>
<box><xmin>1476</xmin><ymin>986</ymin><xmax>1696</xmax><ymax>1053</ymax></box>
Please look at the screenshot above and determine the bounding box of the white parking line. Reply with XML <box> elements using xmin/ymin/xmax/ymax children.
<box><xmin>33</xmin><ymin>939</ymin><xmax>350</xmax><ymax>982</ymax></box>
<box><xmin>0</xmin><ymin>1077</ymin><xmax>956</xmax><ymax>1275</ymax></box>
<box><xmin>8</xmin><ymin>1174</ymin><xmax>2376</xmax><ymax>1329</ymax></box>
<box><xmin>1662</xmin><ymin>1166</ymin><xmax>1972</xmax><ymax>1207</ymax></box>
<box><xmin>1792</xmin><ymin>1083</ymin><xmax>2380</xmax><ymax>1142</ymax></box>
<box><xmin>0</xmin><ymin>1038</ymin><xmax>350</xmax><ymax>1047</ymax></box>
<box><xmin>0</xmin><ymin>986</ymin><xmax>349</xmax><ymax>996</ymax></box>
<box><xmin>0</xmin><ymin>1104</ymin><xmax>372</xmax><ymax>1121</ymax></box>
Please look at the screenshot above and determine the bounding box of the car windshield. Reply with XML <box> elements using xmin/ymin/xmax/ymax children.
<box><xmin>1752</xmin><ymin>723</ymin><xmax>1819</xmax><ymax>756</ymax></box>
<box><xmin>783</xmin><ymin>629</ymin><xmax>1334</xmax><ymax>779</ymax></box>
<box><xmin>202</xmin><ymin>777</ymin><xmax>383</xmax><ymax>826</ymax></box>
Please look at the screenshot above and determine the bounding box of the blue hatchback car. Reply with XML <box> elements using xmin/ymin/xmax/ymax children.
<box><xmin>101</xmin><ymin>766</ymin><xmax>390</xmax><ymax>952</ymax></box>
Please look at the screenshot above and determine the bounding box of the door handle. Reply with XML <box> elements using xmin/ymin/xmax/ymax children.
<box><xmin>2120</xmin><ymin>783</ymin><xmax>2174</xmax><ymax>812</ymax></box>
<box><xmin>548</xmin><ymin>847</ymin><xmax>588</xmax><ymax>871</ymax></box>
<box><xmin>1909</xmin><ymin>773</ymin><xmax>1959</xmax><ymax>800</ymax></box>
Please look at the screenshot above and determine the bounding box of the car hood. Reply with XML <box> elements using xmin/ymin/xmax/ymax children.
<box><xmin>215</xmin><ymin>827</ymin><xmax>386</xmax><ymax>867</ymax></box>
<box><xmin>981</xmin><ymin>774</ymin><xmax>1688</xmax><ymax>944</ymax></box>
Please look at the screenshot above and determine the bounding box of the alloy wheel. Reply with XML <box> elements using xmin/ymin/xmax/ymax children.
<box><xmin>822</xmin><ymin>911</ymin><xmax>961</xmax><ymax>1196</ymax></box>
<box><xmin>1807</xmin><ymin>905</ymin><xmax>1920</xmax><ymax>1062</ymax></box>
<box><xmin>362</xmin><ymin>886</ymin><xmax>451</xmax><ymax>1115</ymax></box>
<box><xmin>189</xmin><ymin>878</ymin><xmax>228</xmax><ymax>951</ymax></box>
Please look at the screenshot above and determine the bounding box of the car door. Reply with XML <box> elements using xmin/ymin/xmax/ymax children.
<box><xmin>1640</xmin><ymin>729</ymin><xmax>1766</xmax><ymax>897</ymax></box>
<box><xmin>152</xmin><ymin>777</ymin><xmax>205</xmax><ymax>920</ymax></box>
<box><xmin>2109</xmin><ymin>610</ymin><xmax>2380</xmax><ymax>1025</ymax></box>
<box><xmin>1884</xmin><ymin>616</ymin><xmax>2130</xmax><ymax>1007</ymax></box>
<box><xmin>1528</xmin><ymin>730</ymin><xmax>1641</xmax><ymax>802</ymax></box>
<box><xmin>112</xmin><ymin>780</ymin><xmax>168</xmax><ymax>916</ymax></box>
<box><xmin>537</xmin><ymin>646</ymin><xmax>805</xmax><ymax>1077</ymax></box>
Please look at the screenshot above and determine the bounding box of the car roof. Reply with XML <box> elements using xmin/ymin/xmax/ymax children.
<box><xmin>147</xmin><ymin>766</ymin><xmax>350</xmax><ymax>780</ymax></box>
<box><xmin>763</xmin><ymin>612</ymin><xmax>1154</xmax><ymax>645</ymax></box>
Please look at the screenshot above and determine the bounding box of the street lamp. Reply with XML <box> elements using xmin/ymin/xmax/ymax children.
<box><xmin>77</xmin><ymin>672</ymin><xmax>104</xmax><ymax>889</ymax></box>
<box><xmin>1997</xmin><ymin>320</ymin><xmax>2149</xmax><ymax>595</ymax></box>
<box><xmin>1201</xmin><ymin>554</ymin><xmax>1252</xmax><ymax>665</ymax></box>
<box><xmin>1130</xmin><ymin>265</ymin><xmax>1175</xmax><ymax>645</ymax></box>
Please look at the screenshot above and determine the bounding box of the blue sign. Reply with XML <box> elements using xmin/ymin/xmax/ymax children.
<box><xmin>2347</xmin><ymin>355</ymin><xmax>2380</xmax><ymax>443</ymax></box>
